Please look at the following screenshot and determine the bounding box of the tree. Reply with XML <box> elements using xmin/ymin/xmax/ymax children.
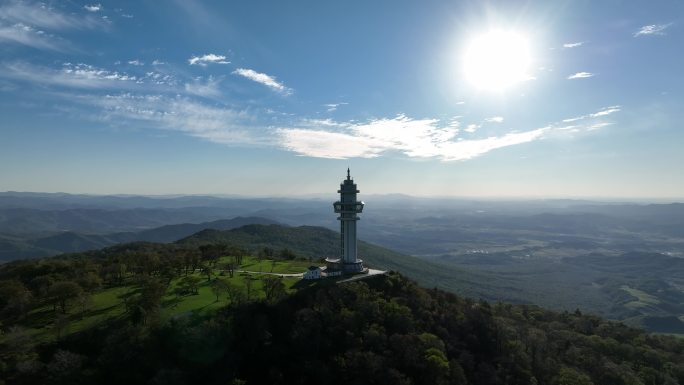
<box><xmin>279</xmin><ymin>248</ymin><xmax>296</xmax><ymax>260</ymax></box>
<box><xmin>48</xmin><ymin>282</ymin><xmax>83</xmax><ymax>314</ymax></box>
<box><xmin>262</xmin><ymin>276</ymin><xmax>286</xmax><ymax>303</ymax></box>
<box><xmin>221</xmin><ymin>262</ymin><xmax>236</xmax><ymax>278</ymax></box>
<box><xmin>178</xmin><ymin>276</ymin><xmax>201</xmax><ymax>295</ymax></box>
<box><xmin>211</xmin><ymin>279</ymin><xmax>229</xmax><ymax>302</ymax></box>
<box><xmin>199</xmin><ymin>244</ymin><xmax>226</xmax><ymax>267</ymax></box>
<box><xmin>0</xmin><ymin>280</ymin><xmax>32</xmax><ymax>320</ymax></box>
<box><xmin>258</xmin><ymin>247</ymin><xmax>274</xmax><ymax>261</ymax></box>
<box><xmin>139</xmin><ymin>279</ymin><xmax>167</xmax><ymax>311</ymax></box>
<box><xmin>226</xmin><ymin>282</ymin><xmax>247</xmax><ymax>305</ymax></box>
<box><xmin>202</xmin><ymin>264</ymin><xmax>213</xmax><ymax>282</ymax></box>
<box><xmin>54</xmin><ymin>313</ymin><xmax>70</xmax><ymax>339</ymax></box>
<box><xmin>76</xmin><ymin>271</ymin><xmax>102</xmax><ymax>292</ymax></box>
<box><xmin>244</xmin><ymin>276</ymin><xmax>253</xmax><ymax>301</ymax></box>
<box><xmin>75</xmin><ymin>294</ymin><xmax>93</xmax><ymax>319</ymax></box>
<box><xmin>552</xmin><ymin>367</ymin><xmax>594</xmax><ymax>385</ymax></box>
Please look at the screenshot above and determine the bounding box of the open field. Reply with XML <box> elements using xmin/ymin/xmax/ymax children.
<box><xmin>5</xmin><ymin>258</ymin><xmax>311</xmax><ymax>344</ymax></box>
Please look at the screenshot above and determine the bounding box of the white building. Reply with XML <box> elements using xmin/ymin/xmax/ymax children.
<box><xmin>303</xmin><ymin>266</ymin><xmax>322</xmax><ymax>280</ymax></box>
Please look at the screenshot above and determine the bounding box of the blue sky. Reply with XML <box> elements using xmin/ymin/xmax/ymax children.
<box><xmin>0</xmin><ymin>0</ymin><xmax>682</xmax><ymax>198</ymax></box>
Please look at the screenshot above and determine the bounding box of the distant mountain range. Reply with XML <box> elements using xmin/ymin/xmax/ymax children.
<box><xmin>2</xmin><ymin>191</ymin><xmax>683</xmax><ymax>334</ymax></box>
<box><xmin>0</xmin><ymin>217</ymin><xmax>278</xmax><ymax>261</ymax></box>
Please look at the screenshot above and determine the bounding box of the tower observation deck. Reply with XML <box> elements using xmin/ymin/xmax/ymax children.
<box><xmin>327</xmin><ymin>168</ymin><xmax>365</xmax><ymax>274</ymax></box>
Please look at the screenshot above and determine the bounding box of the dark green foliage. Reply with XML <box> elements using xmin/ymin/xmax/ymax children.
<box><xmin>2</xmin><ymin>273</ymin><xmax>682</xmax><ymax>385</ymax></box>
<box><xmin>0</xmin><ymin>225</ymin><xmax>683</xmax><ymax>384</ymax></box>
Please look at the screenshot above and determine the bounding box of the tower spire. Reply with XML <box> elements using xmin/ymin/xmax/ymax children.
<box><xmin>347</xmin><ymin>167</ymin><xmax>350</xmax><ymax>180</ymax></box>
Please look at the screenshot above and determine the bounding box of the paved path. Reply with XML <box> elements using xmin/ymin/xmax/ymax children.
<box><xmin>337</xmin><ymin>268</ymin><xmax>388</xmax><ymax>283</ymax></box>
<box><xmin>236</xmin><ymin>270</ymin><xmax>304</xmax><ymax>278</ymax></box>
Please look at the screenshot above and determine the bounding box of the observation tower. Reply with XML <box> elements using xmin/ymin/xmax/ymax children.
<box><xmin>326</xmin><ymin>168</ymin><xmax>365</xmax><ymax>274</ymax></box>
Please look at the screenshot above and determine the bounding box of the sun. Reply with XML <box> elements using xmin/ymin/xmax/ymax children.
<box><xmin>462</xmin><ymin>29</ymin><xmax>532</xmax><ymax>92</ymax></box>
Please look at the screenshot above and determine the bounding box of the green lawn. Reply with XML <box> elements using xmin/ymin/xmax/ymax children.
<box><xmin>20</xmin><ymin>286</ymin><xmax>130</xmax><ymax>343</ymax></box>
<box><xmin>7</xmin><ymin>259</ymin><xmax>309</xmax><ymax>344</ymax></box>
<box><xmin>220</xmin><ymin>255</ymin><xmax>316</xmax><ymax>274</ymax></box>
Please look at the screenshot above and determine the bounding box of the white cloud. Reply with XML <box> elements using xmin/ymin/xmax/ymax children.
<box><xmin>278</xmin><ymin>116</ymin><xmax>546</xmax><ymax>161</ymax></box>
<box><xmin>0</xmin><ymin>1</ymin><xmax>102</xmax><ymax>30</ymax></box>
<box><xmin>232</xmin><ymin>68</ymin><xmax>290</xmax><ymax>94</ymax></box>
<box><xmin>152</xmin><ymin>60</ymin><xmax>165</xmax><ymax>65</ymax></box>
<box><xmin>563</xmin><ymin>42</ymin><xmax>584</xmax><ymax>48</ymax></box>
<box><xmin>562</xmin><ymin>106</ymin><xmax>621</xmax><ymax>123</ymax></box>
<box><xmin>86</xmin><ymin>93</ymin><xmax>264</xmax><ymax>146</ymax></box>
<box><xmin>84</xmin><ymin>4</ymin><xmax>102</xmax><ymax>12</ymax></box>
<box><xmin>0</xmin><ymin>22</ymin><xmax>64</xmax><ymax>50</ymax></box>
<box><xmin>128</xmin><ymin>60</ymin><xmax>143</xmax><ymax>66</ymax></box>
<box><xmin>324</xmin><ymin>102</ymin><xmax>348</xmax><ymax>112</ymax></box>
<box><xmin>436</xmin><ymin>129</ymin><xmax>547</xmax><ymax>161</ymax></box>
<box><xmin>278</xmin><ymin>105</ymin><xmax>621</xmax><ymax>161</ymax></box>
<box><xmin>1</xmin><ymin>62</ymin><xmax>140</xmax><ymax>89</ymax></box>
<box><xmin>184</xmin><ymin>76</ymin><xmax>222</xmax><ymax>98</ymax></box>
<box><xmin>464</xmin><ymin>124</ymin><xmax>478</xmax><ymax>133</ymax></box>
<box><xmin>279</xmin><ymin>129</ymin><xmax>384</xmax><ymax>159</ymax></box>
<box><xmin>568</xmin><ymin>72</ymin><xmax>594</xmax><ymax>79</ymax></box>
<box><xmin>634</xmin><ymin>23</ymin><xmax>672</xmax><ymax>37</ymax></box>
<box><xmin>485</xmin><ymin>116</ymin><xmax>504</xmax><ymax>123</ymax></box>
<box><xmin>188</xmin><ymin>53</ymin><xmax>230</xmax><ymax>66</ymax></box>
<box><xmin>590</xmin><ymin>106</ymin><xmax>621</xmax><ymax>118</ymax></box>
<box><xmin>587</xmin><ymin>122</ymin><xmax>613</xmax><ymax>131</ymax></box>
<box><xmin>142</xmin><ymin>71</ymin><xmax>176</xmax><ymax>86</ymax></box>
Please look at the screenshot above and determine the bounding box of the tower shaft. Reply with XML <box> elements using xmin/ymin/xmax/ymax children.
<box><xmin>332</xmin><ymin>168</ymin><xmax>364</xmax><ymax>273</ymax></box>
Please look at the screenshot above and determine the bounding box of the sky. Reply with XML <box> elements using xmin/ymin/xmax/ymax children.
<box><xmin>0</xmin><ymin>0</ymin><xmax>683</xmax><ymax>199</ymax></box>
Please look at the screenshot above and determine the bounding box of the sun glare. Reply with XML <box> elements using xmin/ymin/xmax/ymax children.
<box><xmin>463</xmin><ymin>29</ymin><xmax>532</xmax><ymax>92</ymax></box>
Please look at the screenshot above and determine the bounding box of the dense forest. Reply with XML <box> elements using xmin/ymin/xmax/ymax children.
<box><xmin>0</xmin><ymin>237</ymin><xmax>682</xmax><ymax>384</ymax></box>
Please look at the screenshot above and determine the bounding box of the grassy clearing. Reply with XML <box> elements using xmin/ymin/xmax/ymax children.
<box><xmin>5</xmin><ymin>258</ymin><xmax>313</xmax><ymax>345</ymax></box>
<box><xmin>621</xmin><ymin>285</ymin><xmax>660</xmax><ymax>305</ymax></box>
<box><xmin>220</xmin><ymin>255</ymin><xmax>315</xmax><ymax>274</ymax></box>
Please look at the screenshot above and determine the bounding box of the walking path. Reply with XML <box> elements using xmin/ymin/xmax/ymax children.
<box><xmin>236</xmin><ymin>270</ymin><xmax>304</xmax><ymax>278</ymax></box>
<box><xmin>336</xmin><ymin>268</ymin><xmax>388</xmax><ymax>283</ymax></box>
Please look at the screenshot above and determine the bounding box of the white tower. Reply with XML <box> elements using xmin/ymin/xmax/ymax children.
<box><xmin>329</xmin><ymin>168</ymin><xmax>365</xmax><ymax>273</ymax></box>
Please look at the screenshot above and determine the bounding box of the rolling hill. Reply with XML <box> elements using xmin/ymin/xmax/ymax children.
<box><xmin>0</xmin><ymin>217</ymin><xmax>278</xmax><ymax>261</ymax></box>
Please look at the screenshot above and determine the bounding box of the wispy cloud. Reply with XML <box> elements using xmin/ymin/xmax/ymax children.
<box><xmin>152</xmin><ymin>60</ymin><xmax>165</xmax><ymax>65</ymax></box>
<box><xmin>232</xmin><ymin>68</ymin><xmax>291</xmax><ymax>95</ymax></box>
<box><xmin>324</xmin><ymin>102</ymin><xmax>348</xmax><ymax>112</ymax></box>
<box><xmin>1</xmin><ymin>62</ymin><xmax>140</xmax><ymax>89</ymax></box>
<box><xmin>83</xmin><ymin>4</ymin><xmax>102</xmax><ymax>12</ymax></box>
<box><xmin>563</xmin><ymin>42</ymin><xmax>584</xmax><ymax>48</ymax></box>
<box><xmin>188</xmin><ymin>53</ymin><xmax>230</xmax><ymax>66</ymax></box>
<box><xmin>589</xmin><ymin>106</ymin><xmax>621</xmax><ymax>118</ymax></box>
<box><xmin>0</xmin><ymin>1</ymin><xmax>103</xmax><ymax>30</ymax></box>
<box><xmin>485</xmin><ymin>116</ymin><xmax>504</xmax><ymax>123</ymax></box>
<box><xmin>634</xmin><ymin>23</ymin><xmax>672</xmax><ymax>37</ymax></box>
<box><xmin>279</xmin><ymin>128</ymin><xmax>384</xmax><ymax>159</ymax></box>
<box><xmin>278</xmin><ymin>105</ymin><xmax>621</xmax><ymax>161</ymax></box>
<box><xmin>278</xmin><ymin>116</ymin><xmax>546</xmax><ymax>161</ymax></box>
<box><xmin>0</xmin><ymin>22</ymin><xmax>64</xmax><ymax>50</ymax></box>
<box><xmin>128</xmin><ymin>59</ymin><xmax>143</xmax><ymax>66</ymax></box>
<box><xmin>464</xmin><ymin>124</ymin><xmax>478</xmax><ymax>133</ymax></box>
<box><xmin>568</xmin><ymin>72</ymin><xmax>594</xmax><ymax>79</ymax></box>
<box><xmin>562</xmin><ymin>106</ymin><xmax>621</xmax><ymax>123</ymax></box>
<box><xmin>86</xmin><ymin>93</ymin><xmax>265</xmax><ymax>146</ymax></box>
<box><xmin>184</xmin><ymin>76</ymin><xmax>222</xmax><ymax>98</ymax></box>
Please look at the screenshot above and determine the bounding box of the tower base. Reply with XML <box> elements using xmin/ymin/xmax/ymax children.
<box><xmin>325</xmin><ymin>258</ymin><xmax>365</xmax><ymax>275</ymax></box>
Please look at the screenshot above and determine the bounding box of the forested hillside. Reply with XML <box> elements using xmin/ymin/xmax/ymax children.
<box><xmin>1</xmin><ymin>267</ymin><xmax>682</xmax><ymax>384</ymax></box>
<box><xmin>0</xmin><ymin>225</ymin><xmax>682</xmax><ymax>384</ymax></box>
